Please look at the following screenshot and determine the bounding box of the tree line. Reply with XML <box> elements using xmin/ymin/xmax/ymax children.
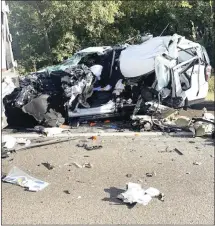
<box><xmin>8</xmin><ymin>0</ymin><xmax>214</xmax><ymax>74</ymax></box>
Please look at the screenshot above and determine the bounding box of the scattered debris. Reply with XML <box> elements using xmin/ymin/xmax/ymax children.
<box><xmin>2</xmin><ymin>135</ymin><xmax>17</xmax><ymax>149</ymax></box>
<box><xmin>2</xmin><ymin>135</ymin><xmax>31</xmax><ymax>158</ymax></box>
<box><xmin>189</xmin><ymin>141</ymin><xmax>195</xmax><ymax>143</ymax></box>
<box><xmin>210</xmin><ymin>155</ymin><xmax>214</xmax><ymax>158</ymax></box>
<box><xmin>90</xmin><ymin>122</ymin><xmax>96</xmax><ymax>127</ymax></box>
<box><xmin>43</xmin><ymin>127</ymin><xmax>70</xmax><ymax>136</ymax></box>
<box><xmin>85</xmin><ymin>145</ymin><xmax>102</xmax><ymax>151</ymax></box>
<box><xmin>76</xmin><ymin>180</ymin><xmax>85</xmax><ymax>183</ymax></box>
<box><xmin>63</xmin><ymin>190</ymin><xmax>70</xmax><ymax>194</ymax></box>
<box><xmin>174</xmin><ymin>148</ymin><xmax>183</xmax><ymax>155</ymax></box>
<box><xmin>126</xmin><ymin>173</ymin><xmax>132</xmax><ymax>178</ymax></box>
<box><xmin>146</xmin><ymin>171</ymin><xmax>156</xmax><ymax>177</ymax></box>
<box><xmin>77</xmin><ymin>143</ymin><xmax>102</xmax><ymax>151</ymax></box>
<box><xmin>77</xmin><ymin>143</ymin><xmax>86</xmax><ymax>148</ymax></box>
<box><xmin>202</xmin><ymin>107</ymin><xmax>214</xmax><ymax>121</ymax></box>
<box><xmin>83</xmin><ymin>163</ymin><xmax>93</xmax><ymax>168</ymax></box>
<box><xmin>14</xmin><ymin>137</ymin><xmax>75</xmax><ymax>152</ymax></box>
<box><xmin>117</xmin><ymin>183</ymin><xmax>162</xmax><ymax>206</ymax></box>
<box><xmin>72</xmin><ymin>162</ymin><xmax>93</xmax><ymax>168</ymax></box>
<box><xmin>2</xmin><ymin>166</ymin><xmax>49</xmax><ymax>191</ymax></box>
<box><xmin>77</xmin><ymin>196</ymin><xmax>82</xmax><ymax>199</ymax></box>
<box><xmin>72</xmin><ymin>162</ymin><xmax>83</xmax><ymax>168</ymax></box>
<box><xmin>42</xmin><ymin>162</ymin><xmax>55</xmax><ymax>170</ymax></box>
<box><xmin>193</xmin><ymin>161</ymin><xmax>202</xmax><ymax>165</ymax></box>
<box><xmin>158</xmin><ymin>193</ymin><xmax>165</xmax><ymax>202</ymax></box>
<box><xmin>16</xmin><ymin>138</ymin><xmax>31</xmax><ymax>146</ymax></box>
<box><xmin>59</xmin><ymin>124</ymin><xmax>72</xmax><ymax>129</ymax></box>
<box><xmin>159</xmin><ymin>147</ymin><xmax>173</xmax><ymax>153</ymax></box>
<box><xmin>186</xmin><ymin>172</ymin><xmax>191</xmax><ymax>174</ymax></box>
<box><xmin>91</xmin><ymin>136</ymin><xmax>97</xmax><ymax>141</ymax></box>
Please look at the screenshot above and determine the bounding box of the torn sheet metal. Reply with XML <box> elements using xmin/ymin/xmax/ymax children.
<box><xmin>62</xmin><ymin>65</ymin><xmax>96</xmax><ymax>109</ymax></box>
<box><xmin>22</xmin><ymin>94</ymin><xmax>65</xmax><ymax>127</ymax></box>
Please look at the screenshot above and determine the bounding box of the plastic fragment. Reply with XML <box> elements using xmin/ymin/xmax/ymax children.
<box><xmin>72</xmin><ymin>162</ymin><xmax>83</xmax><ymax>168</ymax></box>
<box><xmin>83</xmin><ymin>163</ymin><xmax>93</xmax><ymax>168</ymax></box>
<box><xmin>193</xmin><ymin>161</ymin><xmax>202</xmax><ymax>165</ymax></box>
<box><xmin>146</xmin><ymin>171</ymin><xmax>156</xmax><ymax>177</ymax></box>
<box><xmin>174</xmin><ymin>148</ymin><xmax>183</xmax><ymax>155</ymax></box>
<box><xmin>91</xmin><ymin>136</ymin><xmax>97</xmax><ymax>141</ymax></box>
<box><xmin>2</xmin><ymin>166</ymin><xmax>49</xmax><ymax>192</ymax></box>
<box><xmin>42</xmin><ymin>162</ymin><xmax>55</xmax><ymax>170</ymax></box>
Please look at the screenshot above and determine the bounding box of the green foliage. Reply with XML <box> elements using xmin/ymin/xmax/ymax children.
<box><xmin>7</xmin><ymin>0</ymin><xmax>215</xmax><ymax>74</ymax></box>
<box><xmin>208</xmin><ymin>76</ymin><xmax>215</xmax><ymax>93</ymax></box>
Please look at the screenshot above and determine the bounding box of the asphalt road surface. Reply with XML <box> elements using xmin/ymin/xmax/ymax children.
<box><xmin>2</xmin><ymin>135</ymin><xmax>214</xmax><ymax>224</ymax></box>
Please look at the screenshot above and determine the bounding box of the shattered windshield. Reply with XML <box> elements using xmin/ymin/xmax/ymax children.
<box><xmin>39</xmin><ymin>52</ymin><xmax>89</xmax><ymax>73</ymax></box>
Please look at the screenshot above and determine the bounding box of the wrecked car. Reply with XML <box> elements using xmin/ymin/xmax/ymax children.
<box><xmin>3</xmin><ymin>34</ymin><xmax>212</xmax><ymax>128</ymax></box>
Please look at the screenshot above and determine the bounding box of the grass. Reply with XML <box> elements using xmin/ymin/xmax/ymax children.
<box><xmin>206</xmin><ymin>92</ymin><xmax>214</xmax><ymax>101</ymax></box>
<box><xmin>206</xmin><ymin>75</ymin><xmax>214</xmax><ymax>101</ymax></box>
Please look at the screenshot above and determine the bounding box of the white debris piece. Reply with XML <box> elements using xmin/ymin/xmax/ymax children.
<box><xmin>193</xmin><ymin>161</ymin><xmax>202</xmax><ymax>165</ymax></box>
<box><xmin>2</xmin><ymin>135</ymin><xmax>31</xmax><ymax>150</ymax></box>
<box><xmin>72</xmin><ymin>162</ymin><xmax>83</xmax><ymax>168</ymax></box>
<box><xmin>43</xmin><ymin>127</ymin><xmax>68</xmax><ymax>136</ymax></box>
<box><xmin>117</xmin><ymin>182</ymin><xmax>161</xmax><ymax>206</ymax></box>
<box><xmin>2</xmin><ymin>135</ymin><xmax>17</xmax><ymax>149</ymax></box>
<box><xmin>2</xmin><ymin>166</ymin><xmax>49</xmax><ymax>192</ymax></box>
<box><xmin>202</xmin><ymin>107</ymin><xmax>214</xmax><ymax>122</ymax></box>
<box><xmin>145</xmin><ymin>187</ymin><xmax>160</xmax><ymax>197</ymax></box>
<box><xmin>16</xmin><ymin>138</ymin><xmax>31</xmax><ymax>146</ymax></box>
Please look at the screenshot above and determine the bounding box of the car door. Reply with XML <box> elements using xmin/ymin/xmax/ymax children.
<box><xmin>175</xmin><ymin>46</ymin><xmax>209</xmax><ymax>102</ymax></box>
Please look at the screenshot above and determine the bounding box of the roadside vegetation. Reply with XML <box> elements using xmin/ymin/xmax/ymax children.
<box><xmin>8</xmin><ymin>0</ymin><xmax>214</xmax><ymax>74</ymax></box>
<box><xmin>207</xmin><ymin>75</ymin><xmax>215</xmax><ymax>101</ymax></box>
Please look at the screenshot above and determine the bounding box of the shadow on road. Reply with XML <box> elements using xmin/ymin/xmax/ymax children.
<box><xmin>201</xmin><ymin>137</ymin><xmax>215</xmax><ymax>146</ymax></box>
<box><xmin>102</xmin><ymin>187</ymin><xmax>137</xmax><ymax>209</ymax></box>
<box><xmin>190</xmin><ymin>101</ymin><xmax>215</xmax><ymax>111</ymax></box>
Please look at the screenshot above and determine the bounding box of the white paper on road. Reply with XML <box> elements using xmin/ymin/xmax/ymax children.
<box><xmin>118</xmin><ymin>182</ymin><xmax>161</xmax><ymax>206</ymax></box>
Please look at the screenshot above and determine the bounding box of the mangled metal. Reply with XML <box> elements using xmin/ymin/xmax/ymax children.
<box><xmin>2</xmin><ymin>34</ymin><xmax>212</xmax><ymax>131</ymax></box>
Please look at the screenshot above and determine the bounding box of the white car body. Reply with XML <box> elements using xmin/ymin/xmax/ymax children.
<box><xmin>66</xmin><ymin>34</ymin><xmax>212</xmax><ymax>120</ymax></box>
